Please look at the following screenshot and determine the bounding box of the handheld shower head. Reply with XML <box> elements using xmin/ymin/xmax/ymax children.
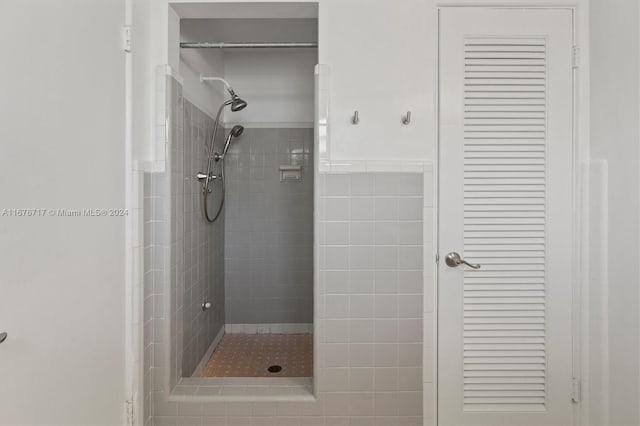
<box><xmin>229</xmin><ymin>124</ymin><xmax>244</xmax><ymax>138</ymax></box>
<box><xmin>221</xmin><ymin>125</ymin><xmax>245</xmax><ymax>158</ymax></box>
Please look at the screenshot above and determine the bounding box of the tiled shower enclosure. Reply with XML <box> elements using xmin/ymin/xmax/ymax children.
<box><xmin>143</xmin><ymin>68</ymin><xmax>434</xmax><ymax>425</ymax></box>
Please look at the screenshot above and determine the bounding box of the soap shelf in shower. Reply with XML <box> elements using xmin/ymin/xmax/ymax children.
<box><xmin>279</xmin><ymin>165</ymin><xmax>303</xmax><ymax>182</ymax></box>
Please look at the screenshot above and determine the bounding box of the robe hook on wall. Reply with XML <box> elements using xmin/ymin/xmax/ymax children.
<box><xmin>352</xmin><ymin>111</ymin><xmax>359</xmax><ymax>125</ymax></box>
<box><xmin>402</xmin><ymin>111</ymin><xmax>412</xmax><ymax>125</ymax></box>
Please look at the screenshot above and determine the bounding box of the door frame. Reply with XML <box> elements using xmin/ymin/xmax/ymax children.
<box><xmin>434</xmin><ymin>1</ymin><xmax>590</xmax><ymax>424</ymax></box>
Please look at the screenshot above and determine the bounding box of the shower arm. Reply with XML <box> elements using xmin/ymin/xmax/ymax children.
<box><xmin>200</xmin><ymin>75</ymin><xmax>237</xmax><ymax>97</ymax></box>
<box><xmin>200</xmin><ymin>75</ymin><xmax>230</xmax><ymax>89</ymax></box>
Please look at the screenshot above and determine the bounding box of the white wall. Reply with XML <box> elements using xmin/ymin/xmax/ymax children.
<box><xmin>589</xmin><ymin>1</ymin><xmax>640</xmax><ymax>424</ymax></box>
<box><xmin>319</xmin><ymin>0</ymin><xmax>435</xmax><ymax>161</ymax></box>
<box><xmin>223</xmin><ymin>49</ymin><xmax>317</xmax><ymax>125</ymax></box>
<box><xmin>179</xmin><ymin>18</ymin><xmax>318</xmax><ymax>125</ymax></box>
<box><xmin>179</xmin><ymin>17</ymin><xmax>227</xmax><ymax>117</ymax></box>
<box><xmin>0</xmin><ymin>1</ymin><xmax>127</xmax><ymax>424</ymax></box>
<box><xmin>133</xmin><ymin>0</ymin><xmax>170</xmax><ymax>162</ymax></box>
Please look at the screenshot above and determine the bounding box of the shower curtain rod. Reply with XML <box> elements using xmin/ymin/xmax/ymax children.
<box><xmin>180</xmin><ymin>42</ymin><xmax>318</xmax><ymax>49</ymax></box>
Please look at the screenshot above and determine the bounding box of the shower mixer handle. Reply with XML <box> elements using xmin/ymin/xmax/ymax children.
<box><xmin>196</xmin><ymin>172</ymin><xmax>218</xmax><ymax>182</ymax></box>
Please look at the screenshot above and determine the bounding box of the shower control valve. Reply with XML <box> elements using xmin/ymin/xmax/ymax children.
<box><xmin>196</xmin><ymin>172</ymin><xmax>218</xmax><ymax>182</ymax></box>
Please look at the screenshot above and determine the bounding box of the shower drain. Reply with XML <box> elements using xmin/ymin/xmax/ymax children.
<box><xmin>267</xmin><ymin>365</ymin><xmax>282</xmax><ymax>373</ymax></box>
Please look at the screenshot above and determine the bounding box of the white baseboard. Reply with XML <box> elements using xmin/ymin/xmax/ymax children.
<box><xmin>224</xmin><ymin>323</ymin><xmax>313</xmax><ymax>334</ymax></box>
<box><xmin>192</xmin><ymin>326</ymin><xmax>225</xmax><ymax>377</ymax></box>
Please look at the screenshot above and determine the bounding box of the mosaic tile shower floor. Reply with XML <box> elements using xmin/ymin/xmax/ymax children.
<box><xmin>201</xmin><ymin>333</ymin><xmax>313</xmax><ymax>377</ymax></box>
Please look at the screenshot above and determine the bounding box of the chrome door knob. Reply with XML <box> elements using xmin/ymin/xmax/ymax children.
<box><xmin>0</xmin><ymin>332</ymin><xmax>7</xmax><ymax>344</ymax></box>
<box><xmin>445</xmin><ymin>252</ymin><xmax>481</xmax><ymax>269</ymax></box>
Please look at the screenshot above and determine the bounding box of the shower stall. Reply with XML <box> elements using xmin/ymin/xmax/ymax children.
<box><xmin>172</xmin><ymin>12</ymin><xmax>318</xmax><ymax>379</ymax></box>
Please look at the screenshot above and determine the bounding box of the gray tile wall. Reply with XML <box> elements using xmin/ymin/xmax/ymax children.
<box><xmin>224</xmin><ymin>128</ymin><xmax>314</xmax><ymax>324</ymax></box>
<box><xmin>143</xmin><ymin>74</ymin><xmax>227</xmax><ymax>426</ymax></box>
<box><xmin>181</xmin><ymin>100</ymin><xmax>225</xmax><ymax>377</ymax></box>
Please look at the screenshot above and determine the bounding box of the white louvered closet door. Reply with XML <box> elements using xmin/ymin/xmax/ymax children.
<box><xmin>438</xmin><ymin>8</ymin><xmax>574</xmax><ymax>426</ymax></box>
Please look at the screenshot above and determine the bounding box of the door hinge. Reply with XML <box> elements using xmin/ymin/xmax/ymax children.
<box><xmin>572</xmin><ymin>378</ymin><xmax>582</xmax><ymax>403</ymax></box>
<box><xmin>122</xmin><ymin>25</ymin><xmax>132</xmax><ymax>53</ymax></box>
<box><xmin>572</xmin><ymin>45</ymin><xmax>580</xmax><ymax>69</ymax></box>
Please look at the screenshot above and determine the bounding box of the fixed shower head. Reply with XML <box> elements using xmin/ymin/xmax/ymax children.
<box><xmin>200</xmin><ymin>76</ymin><xmax>248</xmax><ymax>112</ymax></box>
<box><xmin>230</xmin><ymin>93</ymin><xmax>248</xmax><ymax>112</ymax></box>
<box><xmin>221</xmin><ymin>125</ymin><xmax>245</xmax><ymax>158</ymax></box>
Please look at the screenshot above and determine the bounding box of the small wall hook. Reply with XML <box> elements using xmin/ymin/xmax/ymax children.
<box><xmin>352</xmin><ymin>111</ymin><xmax>359</xmax><ymax>125</ymax></box>
<box><xmin>402</xmin><ymin>111</ymin><xmax>412</xmax><ymax>125</ymax></box>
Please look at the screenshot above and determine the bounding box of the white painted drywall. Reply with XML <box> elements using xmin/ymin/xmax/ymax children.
<box><xmin>179</xmin><ymin>19</ymin><xmax>227</xmax><ymax>118</ymax></box>
<box><xmin>133</xmin><ymin>0</ymin><xmax>170</xmax><ymax>162</ymax></box>
<box><xmin>590</xmin><ymin>0</ymin><xmax>640</xmax><ymax>424</ymax></box>
<box><xmin>223</xmin><ymin>49</ymin><xmax>317</xmax><ymax>125</ymax></box>
<box><xmin>179</xmin><ymin>18</ymin><xmax>318</xmax><ymax>125</ymax></box>
<box><xmin>319</xmin><ymin>0</ymin><xmax>435</xmax><ymax>161</ymax></box>
<box><xmin>0</xmin><ymin>1</ymin><xmax>127</xmax><ymax>425</ymax></box>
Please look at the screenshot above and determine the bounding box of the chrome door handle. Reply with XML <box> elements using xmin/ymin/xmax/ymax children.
<box><xmin>0</xmin><ymin>332</ymin><xmax>7</xmax><ymax>344</ymax></box>
<box><xmin>445</xmin><ymin>252</ymin><xmax>481</xmax><ymax>269</ymax></box>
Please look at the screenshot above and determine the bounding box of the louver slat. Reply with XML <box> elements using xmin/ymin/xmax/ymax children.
<box><xmin>462</xmin><ymin>38</ymin><xmax>547</xmax><ymax>412</ymax></box>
